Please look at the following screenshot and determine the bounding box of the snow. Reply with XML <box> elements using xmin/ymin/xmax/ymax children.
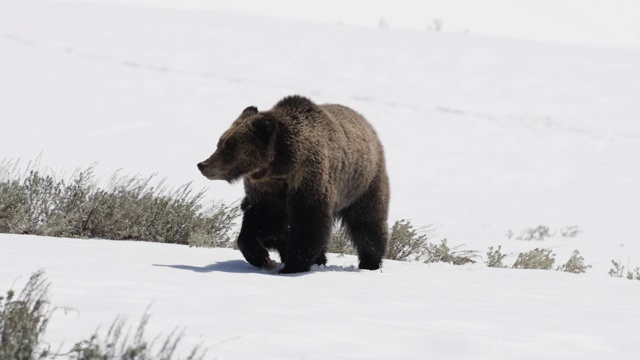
<box><xmin>1</xmin><ymin>0</ymin><xmax>640</xmax><ymax>358</ymax></box>
<box><xmin>49</xmin><ymin>0</ymin><xmax>640</xmax><ymax>49</ymax></box>
<box><xmin>2</xmin><ymin>235</ymin><xmax>640</xmax><ymax>359</ymax></box>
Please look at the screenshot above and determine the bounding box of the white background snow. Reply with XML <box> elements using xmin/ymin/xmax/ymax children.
<box><xmin>1</xmin><ymin>0</ymin><xmax>640</xmax><ymax>358</ymax></box>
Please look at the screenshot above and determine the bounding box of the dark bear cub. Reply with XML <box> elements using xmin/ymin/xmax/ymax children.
<box><xmin>198</xmin><ymin>95</ymin><xmax>389</xmax><ymax>273</ymax></box>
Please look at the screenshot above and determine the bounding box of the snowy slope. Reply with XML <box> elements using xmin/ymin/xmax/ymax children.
<box><xmin>2</xmin><ymin>234</ymin><xmax>640</xmax><ymax>360</ymax></box>
<box><xmin>2</xmin><ymin>0</ymin><xmax>639</xmax><ymax>274</ymax></box>
<box><xmin>50</xmin><ymin>0</ymin><xmax>640</xmax><ymax>49</ymax></box>
<box><xmin>1</xmin><ymin>0</ymin><xmax>640</xmax><ymax>357</ymax></box>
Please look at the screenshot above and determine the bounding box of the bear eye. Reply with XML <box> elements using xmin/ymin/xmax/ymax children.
<box><xmin>260</xmin><ymin>119</ymin><xmax>273</xmax><ymax>133</ymax></box>
<box><xmin>251</xmin><ymin>116</ymin><xmax>275</xmax><ymax>138</ymax></box>
<box><xmin>223</xmin><ymin>140</ymin><xmax>235</xmax><ymax>157</ymax></box>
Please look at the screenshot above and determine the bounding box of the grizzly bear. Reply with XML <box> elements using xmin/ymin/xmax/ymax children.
<box><xmin>197</xmin><ymin>95</ymin><xmax>389</xmax><ymax>273</ymax></box>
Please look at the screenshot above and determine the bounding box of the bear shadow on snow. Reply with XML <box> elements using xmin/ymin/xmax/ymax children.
<box><xmin>197</xmin><ymin>95</ymin><xmax>390</xmax><ymax>274</ymax></box>
<box><xmin>153</xmin><ymin>261</ymin><xmax>360</xmax><ymax>276</ymax></box>
<box><xmin>153</xmin><ymin>261</ymin><xmax>263</xmax><ymax>274</ymax></box>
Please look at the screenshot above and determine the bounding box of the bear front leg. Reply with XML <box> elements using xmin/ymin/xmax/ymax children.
<box><xmin>237</xmin><ymin>225</ymin><xmax>278</xmax><ymax>270</ymax></box>
<box><xmin>280</xmin><ymin>191</ymin><xmax>332</xmax><ymax>274</ymax></box>
<box><xmin>237</xmin><ymin>201</ymin><xmax>278</xmax><ymax>270</ymax></box>
<box><xmin>260</xmin><ymin>235</ymin><xmax>289</xmax><ymax>264</ymax></box>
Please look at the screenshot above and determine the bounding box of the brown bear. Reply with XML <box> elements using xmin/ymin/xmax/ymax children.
<box><xmin>197</xmin><ymin>95</ymin><xmax>389</xmax><ymax>273</ymax></box>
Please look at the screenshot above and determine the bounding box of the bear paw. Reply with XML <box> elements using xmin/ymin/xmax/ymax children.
<box><xmin>279</xmin><ymin>263</ymin><xmax>310</xmax><ymax>274</ymax></box>
<box><xmin>263</xmin><ymin>258</ymin><xmax>280</xmax><ymax>270</ymax></box>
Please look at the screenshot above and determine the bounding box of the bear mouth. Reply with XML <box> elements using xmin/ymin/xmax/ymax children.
<box><xmin>250</xmin><ymin>167</ymin><xmax>270</xmax><ymax>180</ymax></box>
<box><xmin>202</xmin><ymin>171</ymin><xmax>224</xmax><ymax>181</ymax></box>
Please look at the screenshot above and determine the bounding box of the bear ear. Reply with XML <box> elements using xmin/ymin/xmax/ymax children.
<box><xmin>251</xmin><ymin>115</ymin><xmax>276</xmax><ymax>138</ymax></box>
<box><xmin>240</xmin><ymin>106</ymin><xmax>258</xmax><ymax>118</ymax></box>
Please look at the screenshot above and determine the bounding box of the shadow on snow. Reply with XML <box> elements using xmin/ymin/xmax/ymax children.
<box><xmin>153</xmin><ymin>260</ymin><xmax>259</xmax><ymax>274</ymax></box>
<box><xmin>153</xmin><ymin>260</ymin><xmax>360</xmax><ymax>275</ymax></box>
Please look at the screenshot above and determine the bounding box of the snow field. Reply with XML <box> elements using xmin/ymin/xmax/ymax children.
<box><xmin>1</xmin><ymin>0</ymin><xmax>640</xmax><ymax>358</ymax></box>
<box><xmin>2</xmin><ymin>235</ymin><xmax>640</xmax><ymax>359</ymax></box>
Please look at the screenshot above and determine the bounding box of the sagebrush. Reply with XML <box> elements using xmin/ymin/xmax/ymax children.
<box><xmin>69</xmin><ymin>313</ymin><xmax>205</xmax><ymax>360</ymax></box>
<box><xmin>557</xmin><ymin>250</ymin><xmax>591</xmax><ymax>274</ymax></box>
<box><xmin>2</xmin><ymin>160</ymin><xmax>600</xmax><ymax>275</ymax></box>
<box><xmin>0</xmin><ymin>160</ymin><xmax>239</xmax><ymax>246</ymax></box>
<box><xmin>510</xmin><ymin>248</ymin><xmax>590</xmax><ymax>273</ymax></box>
<box><xmin>512</xmin><ymin>248</ymin><xmax>555</xmax><ymax>270</ymax></box>
<box><xmin>608</xmin><ymin>260</ymin><xmax>640</xmax><ymax>280</ymax></box>
<box><xmin>385</xmin><ymin>220</ymin><xmax>477</xmax><ymax>264</ymax></box>
<box><xmin>329</xmin><ymin>219</ymin><xmax>477</xmax><ymax>265</ymax></box>
<box><xmin>507</xmin><ymin>225</ymin><xmax>581</xmax><ymax>241</ymax></box>
<box><xmin>0</xmin><ymin>270</ymin><xmax>205</xmax><ymax>360</ymax></box>
<box><xmin>0</xmin><ymin>269</ymin><xmax>51</xmax><ymax>360</ymax></box>
<box><xmin>386</xmin><ymin>219</ymin><xmax>432</xmax><ymax>261</ymax></box>
<box><xmin>485</xmin><ymin>246</ymin><xmax>508</xmax><ymax>268</ymax></box>
<box><xmin>327</xmin><ymin>223</ymin><xmax>356</xmax><ymax>256</ymax></box>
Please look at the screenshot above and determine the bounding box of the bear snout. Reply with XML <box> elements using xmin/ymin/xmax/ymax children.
<box><xmin>197</xmin><ymin>161</ymin><xmax>214</xmax><ymax>177</ymax></box>
<box><xmin>197</xmin><ymin>158</ymin><xmax>226</xmax><ymax>180</ymax></box>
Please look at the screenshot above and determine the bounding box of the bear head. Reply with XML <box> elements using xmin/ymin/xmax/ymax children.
<box><xmin>197</xmin><ymin>106</ymin><xmax>291</xmax><ymax>183</ymax></box>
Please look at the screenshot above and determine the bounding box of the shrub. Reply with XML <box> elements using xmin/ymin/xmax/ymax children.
<box><xmin>422</xmin><ymin>239</ymin><xmax>478</xmax><ymax>265</ymax></box>
<box><xmin>385</xmin><ymin>220</ymin><xmax>477</xmax><ymax>264</ymax></box>
<box><xmin>487</xmin><ymin>247</ymin><xmax>590</xmax><ymax>273</ymax></box>
<box><xmin>430</xmin><ymin>18</ymin><xmax>443</xmax><ymax>32</ymax></box>
<box><xmin>485</xmin><ymin>246</ymin><xmax>508</xmax><ymax>268</ymax></box>
<box><xmin>327</xmin><ymin>223</ymin><xmax>356</xmax><ymax>256</ymax></box>
<box><xmin>558</xmin><ymin>226</ymin><xmax>581</xmax><ymax>238</ymax></box>
<box><xmin>608</xmin><ymin>260</ymin><xmax>640</xmax><ymax>280</ymax></box>
<box><xmin>70</xmin><ymin>313</ymin><xmax>205</xmax><ymax>360</ymax></box>
<box><xmin>0</xmin><ymin>160</ymin><xmax>239</xmax><ymax>246</ymax></box>
<box><xmin>512</xmin><ymin>248</ymin><xmax>555</xmax><ymax>270</ymax></box>
<box><xmin>0</xmin><ymin>269</ymin><xmax>51</xmax><ymax>360</ymax></box>
<box><xmin>1</xmin><ymin>271</ymin><xmax>205</xmax><ymax>360</ymax></box>
<box><xmin>386</xmin><ymin>219</ymin><xmax>432</xmax><ymax>261</ymax></box>
<box><xmin>556</xmin><ymin>250</ymin><xmax>591</xmax><ymax>274</ymax></box>
<box><xmin>330</xmin><ymin>219</ymin><xmax>478</xmax><ymax>265</ymax></box>
<box><xmin>507</xmin><ymin>225</ymin><xmax>581</xmax><ymax>241</ymax></box>
<box><xmin>608</xmin><ymin>260</ymin><xmax>625</xmax><ymax>278</ymax></box>
<box><xmin>186</xmin><ymin>201</ymin><xmax>240</xmax><ymax>249</ymax></box>
<box><xmin>516</xmin><ymin>226</ymin><xmax>552</xmax><ymax>241</ymax></box>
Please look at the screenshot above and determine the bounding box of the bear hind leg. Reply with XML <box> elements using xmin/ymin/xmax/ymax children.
<box><xmin>340</xmin><ymin>188</ymin><xmax>389</xmax><ymax>270</ymax></box>
<box><xmin>343</xmin><ymin>217</ymin><xmax>388</xmax><ymax>270</ymax></box>
<box><xmin>314</xmin><ymin>252</ymin><xmax>328</xmax><ymax>266</ymax></box>
<box><xmin>280</xmin><ymin>191</ymin><xmax>333</xmax><ymax>274</ymax></box>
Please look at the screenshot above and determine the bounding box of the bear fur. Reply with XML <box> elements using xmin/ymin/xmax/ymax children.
<box><xmin>197</xmin><ymin>95</ymin><xmax>389</xmax><ymax>273</ymax></box>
